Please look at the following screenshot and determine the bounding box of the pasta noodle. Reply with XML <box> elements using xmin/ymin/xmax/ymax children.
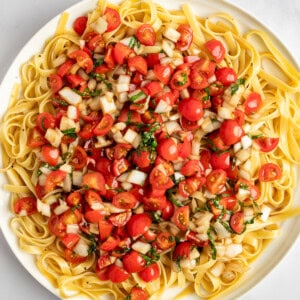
<box><xmin>1</xmin><ymin>0</ymin><xmax>300</xmax><ymax>299</ymax></box>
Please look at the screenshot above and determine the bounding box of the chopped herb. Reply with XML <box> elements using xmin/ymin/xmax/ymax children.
<box><xmin>40</xmin><ymin>162</ymin><xmax>61</xmax><ymax>171</ymax></box>
<box><xmin>247</xmin><ymin>133</ymin><xmax>263</xmax><ymax>140</ymax></box>
<box><xmin>62</xmin><ymin>152</ymin><xmax>71</xmax><ymax>162</ymax></box>
<box><xmin>61</xmin><ymin>128</ymin><xmax>77</xmax><ymax>139</ymax></box>
<box><xmin>166</xmin><ymin>189</ymin><xmax>184</xmax><ymax>207</ymax></box>
<box><xmin>71</xmin><ymin>204</ymin><xmax>81</xmax><ymax>212</ymax></box>
<box><xmin>81</xmin><ymin>233</ymin><xmax>98</xmax><ymax>255</ymax></box>
<box><xmin>220</xmin><ymin>220</ymin><xmax>234</xmax><ymax>233</ymax></box>
<box><xmin>37</xmin><ymin>169</ymin><xmax>42</xmax><ymax>176</ymax></box>
<box><xmin>207</xmin><ymin>227</ymin><xmax>217</xmax><ymax>260</ymax></box>
<box><xmin>142</xmin><ymin>247</ymin><xmax>160</xmax><ymax>266</ymax></box>
<box><xmin>90</xmin><ymin>72</ymin><xmax>112</xmax><ymax>90</ymax></box>
<box><xmin>128</xmin><ymin>36</ymin><xmax>141</xmax><ymax>49</ymax></box>
<box><xmin>230</xmin><ymin>78</ymin><xmax>246</xmax><ymax>95</ymax></box>
<box><xmin>94</xmin><ymin>57</ymin><xmax>104</xmax><ymax>67</ymax></box>
<box><xmin>124</xmin><ymin>296</ymin><xmax>130</xmax><ymax>300</ymax></box>
<box><xmin>169</xmin><ymin>235</ymin><xmax>175</xmax><ymax>242</ymax></box>
<box><xmin>203</xmin><ymin>88</ymin><xmax>211</xmax><ymax>101</ymax></box>
<box><xmin>52</xmin><ymin>98</ymin><xmax>68</xmax><ymax>106</ymax></box>
<box><xmin>239</xmin><ymin>183</ymin><xmax>249</xmax><ymax>190</ymax></box>
<box><xmin>176</xmin><ymin>73</ymin><xmax>188</xmax><ymax>86</ymax></box>
<box><xmin>129</xmin><ymin>91</ymin><xmax>146</xmax><ymax>103</ymax></box>
<box><xmin>152</xmin><ymin>212</ymin><xmax>162</xmax><ymax>223</ymax></box>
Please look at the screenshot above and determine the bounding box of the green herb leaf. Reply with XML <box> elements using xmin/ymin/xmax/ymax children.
<box><xmin>230</xmin><ymin>78</ymin><xmax>246</xmax><ymax>95</ymax></box>
<box><xmin>61</xmin><ymin>128</ymin><xmax>77</xmax><ymax>139</ymax></box>
<box><xmin>207</xmin><ymin>227</ymin><xmax>217</xmax><ymax>260</ymax></box>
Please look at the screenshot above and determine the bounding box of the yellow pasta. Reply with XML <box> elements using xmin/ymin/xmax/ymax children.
<box><xmin>1</xmin><ymin>0</ymin><xmax>300</xmax><ymax>299</ymax></box>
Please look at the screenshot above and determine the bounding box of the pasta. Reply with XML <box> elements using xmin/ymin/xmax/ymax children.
<box><xmin>1</xmin><ymin>0</ymin><xmax>300</xmax><ymax>299</ymax></box>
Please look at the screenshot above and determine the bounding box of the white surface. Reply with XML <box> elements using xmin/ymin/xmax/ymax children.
<box><xmin>0</xmin><ymin>0</ymin><xmax>300</xmax><ymax>299</ymax></box>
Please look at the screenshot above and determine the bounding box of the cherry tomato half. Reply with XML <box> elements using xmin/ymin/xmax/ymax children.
<box><xmin>122</xmin><ymin>250</ymin><xmax>146</xmax><ymax>273</ymax></box>
<box><xmin>108</xmin><ymin>264</ymin><xmax>130</xmax><ymax>283</ymax></box>
<box><xmin>126</xmin><ymin>213</ymin><xmax>152</xmax><ymax>238</ymax></box>
<box><xmin>178</xmin><ymin>98</ymin><xmax>203</xmax><ymax>122</ymax></box>
<box><xmin>14</xmin><ymin>196</ymin><xmax>37</xmax><ymax>216</ymax></box>
<box><xmin>157</xmin><ymin>138</ymin><xmax>179</xmax><ymax>161</ymax></box>
<box><xmin>73</xmin><ymin>16</ymin><xmax>88</xmax><ymax>35</ymax></box>
<box><xmin>215</xmin><ymin>67</ymin><xmax>237</xmax><ymax>86</ymax></box>
<box><xmin>175</xmin><ymin>24</ymin><xmax>193</xmax><ymax>51</ymax></box>
<box><xmin>104</xmin><ymin>7</ymin><xmax>121</xmax><ymax>32</ymax></box>
<box><xmin>138</xmin><ymin>263</ymin><xmax>160</xmax><ymax>282</ymax></box>
<box><xmin>259</xmin><ymin>163</ymin><xmax>281</xmax><ymax>182</ymax></box>
<box><xmin>254</xmin><ymin>137</ymin><xmax>279</xmax><ymax>152</ymax></box>
<box><xmin>219</xmin><ymin>119</ymin><xmax>245</xmax><ymax>146</ymax></box>
<box><xmin>206</xmin><ymin>169</ymin><xmax>227</xmax><ymax>194</ymax></box>
<box><xmin>244</xmin><ymin>92</ymin><xmax>262</xmax><ymax>115</ymax></box>
<box><xmin>172</xmin><ymin>206</ymin><xmax>190</xmax><ymax>231</ymax></box>
<box><xmin>230</xmin><ymin>211</ymin><xmax>245</xmax><ymax>234</ymax></box>
<box><xmin>112</xmin><ymin>192</ymin><xmax>137</xmax><ymax>209</ymax></box>
<box><xmin>136</xmin><ymin>24</ymin><xmax>156</xmax><ymax>46</ymax></box>
<box><xmin>205</xmin><ymin>39</ymin><xmax>226</xmax><ymax>63</ymax></box>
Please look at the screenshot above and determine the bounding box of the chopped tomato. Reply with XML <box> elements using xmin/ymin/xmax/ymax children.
<box><xmin>114</xmin><ymin>143</ymin><xmax>132</xmax><ymax>160</ymax></box>
<box><xmin>222</xmin><ymin>195</ymin><xmax>237</xmax><ymax>211</ymax></box>
<box><xmin>112</xmin><ymin>192</ymin><xmax>137</xmax><ymax>209</ymax></box>
<box><xmin>191</xmin><ymin>59</ymin><xmax>216</xmax><ymax>77</ymax></box>
<box><xmin>230</xmin><ymin>211</ymin><xmax>245</xmax><ymax>234</ymax></box>
<box><xmin>82</xmin><ymin>172</ymin><xmax>106</xmax><ymax>193</ymax></box>
<box><xmin>104</xmin><ymin>44</ymin><xmax>115</xmax><ymax>69</ymax></box>
<box><xmin>108</xmin><ymin>264</ymin><xmax>130</xmax><ymax>283</ymax></box>
<box><xmin>170</xmin><ymin>70</ymin><xmax>190</xmax><ymax>90</ymax></box>
<box><xmin>41</xmin><ymin>145</ymin><xmax>60</xmax><ymax>166</ymax></box>
<box><xmin>173</xmin><ymin>241</ymin><xmax>192</xmax><ymax>260</ymax></box>
<box><xmin>186</xmin><ymin>232</ymin><xmax>209</xmax><ymax>247</ymax></box>
<box><xmin>207</xmin><ymin>131</ymin><xmax>230</xmax><ymax>152</ymax></box>
<box><xmin>181</xmin><ymin>117</ymin><xmax>199</xmax><ymax>131</ymax></box>
<box><xmin>254</xmin><ymin>137</ymin><xmax>279</xmax><ymax>152</ymax></box>
<box><xmin>99</xmin><ymin>219</ymin><xmax>113</xmax><ymax>241</ymax></box>
<box><xmin>189</xmin><ymin>70</ymin><xmax>209</xmax><ymax>90</ymax></box>
<box><xmin>178</xmin><ymin>98</ymin><xmax>203</xmax><ymax>121</ymax></box>
<box><xmin>259</xmin><ymin>163</ymin><xmax>281</xmax><ymax>182</ymax></box>
<box><xmin>68</xmin><ymin>49</ymin><xmax>93</xmax><ymax>73</ymax></box>
<box><xmin>128</xmin><ymin>55</ymin><xmax>148</xmax><ymax>75</ymax></box>
<box><xmin>66</xmin><ymin>191</ymin><xmax>82</xmax><ymax>206</ymax></box>
<box><xmin>61</xmin><ymin>209</ymin><xmax>82</xmax><ymax>225</ymax></box>
<box><xmin>205</xmin><ymin>39</ymin><xmax>226</xmax><ymax>63</ymax></box>
<box><xmin>65</xmin><ymin>248</ymin><xmax>87</xmax><ymax>264</ymax></box>
<box><xmin>155</xmin><ymin>232</ymin><xmax>176</xmax><ymax>250</ymax></box>
<box><xmin>210</xmin><ymin>151</ymin><xmax>230</xmax><ymax>170</ymax></box>
<box><xmin>215</xmin><ymin>67</ymin><xmax>237</xmax><ymax>86</ymax></box>
<box><xmin>126</xmin><ymin>213</ymin><xmax>152</xmax><ymax>238</ymax></box>
<box><xmin>175</xmin><ymin>24</ymin><xmax>193</xmax><ymax>51</ymax></box>
<box><xmin>219</xmin><ymin>119</ymin><xmax>245</xmax><ymax>146</ymax></box>
<box><xmin>206</xmin><ymin>169</ymin><xmax>227</xmax><ymax>194</ymax></box>
<box><xmin>173</xmin><ymin>206</ymin><xmax>190</xmax><ymax>231</ymax></box>
<box><xmin>87</xmin><ymin>34</ymin><xmax>105</xmax><ymax>51</ymax></box>
<box><xmin>113</xmin><ymin>42</ymin><xmax>133</xmax><ymax>65</ymax></box>
<box><xmin>104</xmin><ymin>7</ymin><xmax>121</xmax><ymax>32</ymax></box>
<box><xmin>144</xmin><ymin>81</ymin><xmax>163</xmax><ymax>97</ymax></box>
<box><xmin>79</xmin><ymin>122</ymin><xmax>96</xmax><ymax>140</ymax></box>
<box><xmin>44</xmin><ymin>170</ymin><xmax>67</xmax><ymax>194</ymax></box>
<box><xmin>191</xmin><ymin>89</ymin><xmax>211</xmax><ymax>109</ymax></box>
<box><xmin>177</xmin><ymin>135</ymin><xmax>192</xmax><ymax>159</ymax></box>
<box><xmin>178</xmin><ymin>177</ymin><xmax>202</xmax><ymax>198</ymax></box>
<box><xmin>129</xmin><ymin>287</ymin><xmax>149</xmax><ymax>300</ymax></box>
<box><xmin>69</xmin><ymin>146</ymin><xmax>87</xmax><ymax>170</ymax></box>
<box><xmin>244</xmin><ymin>92</ymin><xmax>262</xmax><ymax>115</ymax></box>
<box><xmin>112</xmin><ymin>158</ymin><xmax>130</xmax><ymax>176</ymax></box>
<box><xmin>157</xmin><ymin>138</ymin><xmax>179</xmax><ymax>161</ymax></box>
<box><xmin>49</xmin><ymin>74</ymin><xmax>63</xmax><ymax>94</ymax></box>
<box><xmin>161</xmin><ymin>200</ymin><xmax>175</xmax><ymax>221</ymax></box>
<box><xmin>154</xmin><ymin>63</ymin><xmax>173</xmax><ymax>85</ymax></box>
<box><xmin>109</xmin><ymin>211</ymin><xmax>132</xmax><ymax>227</ymax></box>
<box><xmin>95</xmin><ymin>265</ymin><xmax>110</xmax><ymax>281</ymax></box>
<box><xmin>136</xmin><ymin>24</ymin><xmax>156</xmax><ymax>46</ymax></box>
<box><xmin>138</xmin><ymin>263</ymin><xmax>160</xmax><ymax>282</ymax></box>
<box><xmin>93</xmin><ymin>114</ymin><xmax>114</xmax><ymax>136</ymax></box>
<box><xmin>73</xmin><ymin>16</ymin><xmax>88</xmax><ymax>35</ymax></box>
<box><xmin>48</xmin><ymin>214</ymin><xmax>66</xmax><ymax>238</ymax></box>
<box><xmin>85</xmin><ymin>189</ymin><xmax>103</xmax><ymax>209</ymax></box>
<box><xmin>14</xmin><ymin>196</ymin><xmax>37</xmax><ymax>216</ymax></box>
<box><xmin>132</xmin><ymin>150</ymin><xmax>152</xmax><ymax>169</ymax></box>
<box><xmin>146</xmin><ymin>53</ymin><xmax>161</xmax><ymax>67</ymax></box>
<box><xmin>149</xmin><ymin>166</ymin><xmax>174</xmax><ymax>190</ymax></box>
<box><xmin>37</xmin><ymin>112</ymin><xmax>56</xmax><ymax>134</ymax></box>
<box><xmin>123</xmin><ymin>250</ymin><xmax>146</xmax><ymax>273</ymax></box>
<box><xmin>100</xmin><ymin>235</ymin><xmax>120</xmax><ymax>251</ymax></box>
<box><xmin>200</xmin><ymin>149</ymin><xmax>212</xmax><ymax>169</ymax></box>
<box><xmin>143</xmin><ymin>195</ymin><xmax>167</xmax><ymax>211</ymax></box>
<box><xmin>66</xmin><ymin>74</ymin><xmax>85</xmax><ymax>88</ymax></box>
<box><xmin>95</xmin><ymin>157</ymin><xmax>112</xmax><ymax>175</ymax></box>
<box><xmin>61</xmin><ymin>233</ymin><xmax>80</xmax><ymax>249</ymax></box>
<box><xmin>180</xmin><ymin>160</ymin><xmax>203</xmax><ymax>177</ymax></box>
<box><xmin>234</xmin><ymin>109</ymin><xmax>245</xmax><ymax>126</ymax></box>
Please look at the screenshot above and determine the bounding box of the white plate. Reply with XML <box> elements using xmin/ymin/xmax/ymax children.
<box><xmin>0</xmin><ymin>0</ymin><xmax>299</xmax><ymax>299</ymax></box>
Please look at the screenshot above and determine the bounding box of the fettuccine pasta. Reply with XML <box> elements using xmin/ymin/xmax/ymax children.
<box><xmin>1</xmin><ymin>0</ymin><xmax>300</xmax><ymax>299</ymax></box>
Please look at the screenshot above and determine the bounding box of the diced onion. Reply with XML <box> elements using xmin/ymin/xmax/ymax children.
<box><xmin>126</xmin><ymin>170</ymin><xmax>147</xmax><ymax>186</ymax></box>
<box><xmin>260</xmin><ymin>204</ymin><xmax>272</xmax><ymax>222</ymax></box>
<box><xmin>37</xmin><ymin>199</ymin><xmax>51</xmax><ymax>217</ymax></box>
<box><xmin>73</xmin><ymin>239</ymin><xmax>89</xmax><ymax>257</ymax></box>
<box><xmin>59</xmin><ymin>87</ymin><xmax>82</xmax><ymax>105</ymax></box>
<box><xmin>132</xmin><ymin>241</ymin><xmax>151</xmax><ymax>254</ymax></box>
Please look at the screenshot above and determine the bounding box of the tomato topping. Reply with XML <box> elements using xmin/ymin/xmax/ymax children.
<box><xmin>61</xmin><ymin>233</ymin><xmax>80</xmax><ymax>249</ymax></box>
<box><xmin>82</xmin><ymin>172</ymin><xmax>106</xmax><ymax>193</ymax></box>
<box><xmin>113</xmin><ymin>42</ymin><xmax>133</xmax><ymax>65</ymax></box>
<box><xmin>108</xmin><ymin>264</ymin><xmax>130</xmax><ymax>283</ymax></box>
<box><xmin>173</xmin><ymin>206</ymin><xmax>190</xmax><ymax>231</ymax></box>
<box><xmin>143</xmin><ymin>195</ymin><xmax>167</xmax><ymax>211</ymax></box>
<box><xmin>113</xmin><ymin>158</ymin><xmax>130</xmax><ymax>176</ymax></box>
<box><xmin>210</xmin><ymin>151</ymin><xmax>230</xmax><ymax>170</ymax></box>
<box><xmin>170</xmin><ymin>70</ymin><xmax>190</xmax><ymax>90</ymax></box>
<box><xmin>128</xmin><ymin>55</ymin><xmax>148</xmax><ymax>75</ymax></box>
<box><xmin>44</xmin><ymin>170</ymin><xmax>67</xmax><ymax>194</ymax></box>
<box><xmin>109</xmin><ymin>211</ymin><xmax>132</xmax><ymax>227</ymax></box>
<box><xmin>65</xmin><ymin>248</ymin><xmax>87</xmax><ymax>264</ymax></box>
<box><xmin>14</xmin><ymin>196</ymin><xmax>37</xmax><ymax>216</ymax></box>
<box><xmin>88</xmin><ymin>34</ymin><xmax>105</xmax><ymax>51</ymax></box>
<box><xmin>100</xmin><ymin>236</ymin><xmax>120</xmax><ymax>251</ymax></box>
<box><xmin>129</xmin><ymin>287</ymin><xmax>149</xmax><ymax>300</ymax></box>
<box><xmin>93</xmin><ymin>114</ymin><xmax>114</xmax><ymax>136</ymax></box>
<box><xmin>48</xmin><ymin>214</ymin><xmax>66</xmax><ymax>238</ymax></box>
<box><xmin>219</xmin><ymin>119</ymin><xmax>245</xmax><ymax>146</ymax></box>
<box><xmin>173</xmin><ymin>241</ymin><xmax>192</xmax><ymax>260</ymax></box>
<box><xmin>244</xmin><ymin>92</ymin><xmax>262</xmax><ymax>115</ymax></box>
<box><xmin>154</xmin><ymin>63</ymin><xmax>174</xmax><ymax>85</ymax></box>
<box><xmin>259</xmin><ymin>163</ymin><xmax>281</xmax><ymax>182</ymax></box>
<box><xmin>215</xmin><ymin>67</ymin><xmax>237</xmax><ymax>86</ymax></box>
<box><xmin>138</xmin><ymin>263</ymin><xmax>160</xmax><ymax>282</ymax></box>
<box><xmin>179</xmin><ymin>98</ymin><xmax>203</xmax><ymax>121</ymax></box>
<box><xmin>49</xmin><ymin>74</ymin><xmax>63</xmax><ymax>94</ymax></box>
<box><xmin>234</xmin><ymin>109</ymin><xmax>245</xmax><ymax>126</ymax></box>
<box><xmin>157</xmin><ymin>138</ymin><xmax>179</xmax><ymax>161</ymax></box>
<box><xmin>145</xmin><ymin>81</ymin><xmax>163</xmax><ymax>97</ymax></box>
<box><xmin>155</xmin><ymin>232</ymin><xmax>176</xmax><ymax>250</ymax></box>
<box><xmin>149</xmin><ymin>166</ymin><xmax>174</xmax><ymax>190</ymax></box>
<box><xmin>230</xmin><ymin>212</ymin><xmax>245</xmax><ymax>234</ymax></box>
<box><xmin>254</xmin><ymin>137</ymin><xmax>279</xmax><ymax>152</ymax></box>
<box><xmin>68</xmin><ymin>49</ymin><xmax>93</xmax><ymax>73</ymax></box>
<box><xmin>41</xmin><ymin>145</ymin><xmax>60</xmax><ymax>166</ymax></box>
<box><xmin>180</xmin><ymin>160</ymin><xmax>203</xmax><ymax>177</ymax></box>
<box><xmin>189</xmin><ymin>70</ymin><xmax>209</xmax><ymax>90</ymax></box>
<box><xmin>206</xmin><ymin>169</ymin><xmax>227</xmax><ymax>194</ymax></box>
<box><xmin>73</xmin><ymin>16</ymin><xmax>88</xmax><ymax>35</ymax></box>
<box><xmin>205</xmin><ymin>39</ymin><xmax>226</xmax><ymax>63</ymax></box>
<box><xmin>112</xmin><ymin>192</ymin><xmax>137</xmax><ymax>209</ymax></box>
<box><xmin>123</xmin><ymin>250</ymin><xmax>146</xmax><ymax>273</ymax></box>
<box><xmin>132</xmin><ymin>150</ymin><xmax>152</xmax><ymax>168</ymax></box>
<box><xmin>126</xmin><ymin>213</ymin><xmax>152</xmax><ymax>238</ymax></box>
<box><xmin>104</xmin><ymin>7</ymin><xmax>121</xmax><ymax>32</ymax></box>
<box><xmin>70</xmin><ymin>145</ymin><xmax>87</xmax><ymax>170</ymax></box>
<box><xmin>175</xmin><ymin>24</ymin><xmax>193</xmax><ymax>51</ymax></box>
<box><xmin>136</xmin><ymin>24</ymin><xmax>156</xmax><ymax>46</ymax></box>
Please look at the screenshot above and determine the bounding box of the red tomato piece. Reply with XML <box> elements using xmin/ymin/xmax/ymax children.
<box><xmin>177</xmin><ymin>135</ymin><xmax>192</xmax><ymax>159</ymax></box>
<box><xmin>66</xmin><ymin>191</ymin><xmax>82</xmax><ymax>206</ymax></box>
<box><xmin>200</xmin><ymin>149</ymin><xmax>212</xmax><ymax>170</ymax></box>
<box><xmin>13</xmin><ymin>196</ymin><xmax>37</xmax><ymax>216</ymax></box>
<box><xmin>114</xmin><ymin>143</ymin><xmax>132</xmax><ymax>160</ymax></box>
<box><xmin>153</xmin><ymin>63</ymin><xmax>173</xmax><ymax>85</ymax></box>
<box><xmin>79</xmin><ymin>123</ymin><xmax>96</xmax><ymax>140</ymax></box>
<box><xmin>95</xmin><ymin>157</ymin><xmax>112</xmax><ymax>175</ymax></box>
<box><xmin>49</xmin><ymin>74</ymin><xmax>63</xmax><ymax>94</ymax></box>
<box><xmin>129</xmin><ymin>287</ymin><xmax>149</xmax><ymax>300</ymax></box>
<box><xmin>61</xmin><ymin>209</ymin><xmax>83</xmax><ymax>226</ymax></box>
<box><xmin>70</xmin><ymin>146</ymin><xmax>87</xmax><ymax>170</ymax></box>
<box><xmin>98</xmin><ymin>254</ymin><xmax>114</xmax><ymax>270</ymax></box>
<box><xmin>191</xmin><ymin>89</ymin><xmax>211</xmax><ymax>109</ymax></box>
<box><xmin>82</xmin><ymin>172</ymin><xmax>106</xmax><ymax>193</ymax></box>
<box><xmin>222</xmin><ymin>195</ymin><xmax>237</xmax><ymax>211</ymax></box>
<box><xmin>36</xmin><ymin>112</ymin><xmax>56</xmax><ymax>134</ymax></box>
<box><xmin>178</xmin><ymin>98</ymin><xmax>203</xmax><ymax>122</ymax></box>
<box><xmin>244</xmin><ymin>92</ymin><xmax>262</xmax><ymax>115</ymax></box>
<box><xmin>85</xmin><ymin>189</ymin><xmax>103</xmax><ymax>208</ymax></box>
<box><xmin>123</xmin><ymin>250</ymin><xmax>146</xmax><ymax>273</ymax></box>
<box><xmin>186</xmin><ymin>232</ymin><xmax>209</xmax><ymax>247</ymax></box>
<box><xmin>219</xmin><ymin>119</ymin><xmax>245</xmax><ymax>146</ymax></box>
<box><xmin>210</xmin><ymin>151</ymin><xmax>230</xmax><ymax>170</ymax></box>
<box><xmin>132</xmin><ymin>150</ymin><xmax>152</xmax><ymax>169</ymax></box>
<box><xmin>112</xmin><ymin>158</ymin><xmax>130</xmax><ymax>176</ymax></box>
<box><xmin>104</xmin><ymin>44</ymin><xmax>115</xmax><ymax>69</ymax></box>
<box><xmin>68</xmin><ymin>49</ymin><xmax>93</xmax><ymax>73</ymax></box>
<box><xmin>189</xmin><ymin>70</ymin><xmax>209</xmax><ymax>90</ymax></box>
<box><xmin>144</xmin><ymin>81</ymin><xmax>163</xmax><ymax>97</ymax></box>
<box><xmin>191</xmin><ymin>59</ymin><xmax>216</xmax><ymax>78</ymax></box>
<box><xmin>65</xmin><ymin>248</ymin><xmax>87</xmax><ymax>264</ymax></box>
<box><xmin>181</xmin><ymin>117</ymin><xmax>199</xmax><ymax>131</ymax></box>
<box><xmin>254</xmin><ymin>137</ymin><xmax>279</xmax><ymax>152</ymax></box>
<box><xmin>93</xmin><ymin>114</ymin><xmax>114</xmax><ymax>136</ymax></box>
<box><xmin>104</xmin><ymin>7</ymin><xmax>121</xmax><ymax>32</ymax></box>
<box><xmin>126</xmin><ymin>213</ymin><xmax>152</xmax><ymax>238</ymax></box>
<box><xmin>66</xmin><ymin>74</ymin><xmax>85</xmax><ymax>88</ymax></box>
<box><xmin>178</xmin><ymin>177</ymin><xmax>202</xmax><ymax>198</ymax></box>
<box><xmin>113</xmin><ymin>42</ymin><xmax>133</xmax><ymax>65</ymax></box>
<box><xmin>128</xmin><ymin>55</ymin><xmax>148</xmax><ymax>75</ymax></box>
<box><xmin>136</xmin><ymin>24</ymin><xmax>156</xmax><ymax>46</ymax></box>
<box><xmin>57</xmin><ymin>60</ymin><xmax>75</xmax><ymax>78</ymax></box>
<box><xmin>175</xmin><ymin>24</ymin><xmax>193</xmax><ymax>51</ymax></box>
<box><xmin>109</xmin><ymin>211</ymin><xmax>132</xmax><ymax>227</ymax></box>
<box><xmin>100</xmin><ymin>236</ymin><xmax>120</xmax><ymax>251</ymax></box>
<box><xmin>205</xmin><ymin>39</ymin><xmax>226</xmax><ymax>63</ymax></box>
<box><xmin>259</xmin><ymin>163</ymin><xmax>281</xmax><ymax>182</ymax></box>
<box><xmin>230</xmin><ymin>211</ymin><xmax>245</xmax><ymax>234</ymax></box>
<box><xmin>207</xmin><ymin>131</ymin><xmax>230</xmax><ymax>152</ymax></box>
<box><xmin>73</xmin><ymin>16</ymin><xmax>88</xmax><ymax>35</ymax></box>
<box><xmin>149</xmin><ymin>166</ymin><xmax>174</xmax><ymax>190</ymax></box>
<box><xmin>61</xmin><ymin>233</ymin><xmax>80</xmax><ymax>250</ymax></box>
<box><xmin>48</xmin><ymin>214</ymin><xmax>66</xmax><ymax>238</ymax></box>
<box><xmin>44</xmin><ymin>170</ymin><xmax>67</xmax><ymax>194</ymax></box>
<box><xmin>170</xmin><ymin>70</ymin><xmax>190</xmax><ymax>90</ymax></box>
<box><xmin>234</xmin><ymin>109</ymin><xmax>245</xmax><ymax>126</ymax></box>
<box><xmin>206</xmin><ymin>169</ymin><xmax>227</xmax><ymax>194</ymax></box>
<box><xmin>215</xmin><ymin>67</ymin><xmax>237</xmax><ymax>86</ymax></box>
<box><xmin>143</xmin><ymin>195</ymin><xmax>167</xmax><ymax>211</ymax></box>
<box><xmin>180</xmin><ymin>160</ymin><xmax>203</xmax><ymax>177</ymax></box>
<box><xmin>41</xmin><ymin>145</ymin><xmax>60</xmax><ymax>166</ymax></box>
<box><xmin>161</xmin><ymin>200</ymin><xmax>174</xmax><ymax>221</ymax></box>
<box><xmin>88</xmin><ymin>34</ymin><xmax>105</xmax><ymax>51</ymax></box>
<box><xmin>173</xmin><ymin>206</ymin><xmax>190</xmax><ymax>231</ymax></box>
<box><xmin>98</xmin><ymin>219</ymin><xmax>113</xmax><ymax>241</ymax></box>
<box><xmin>157</xmin><ymin>138</ymin><xmax>179</xmax><ymax>161</ymax></box>
<box><xmin>112</xmin><ymin>192</ymin><xmax>137</xmax><ymax>210</ymax></box>
<box><xmin>155</xmin><ymin>232</ymin><xmax>176</xmax><ymax>250</ymax></box>
<box><xmin>84</xmin><ymin>210</ymin><xmax>105</xmax><ymax>223</ymax></box>
<box><xmin>138</xmin><ymin>263</ymin><xmax>160</xmax><ymax>282</ymax></box>
<box><xmin>173</xmin><ymin>241</ymin><xmax>192</xmax><ymax>260</ymax></box>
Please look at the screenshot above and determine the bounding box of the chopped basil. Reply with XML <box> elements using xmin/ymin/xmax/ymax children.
<box><xmin>61</xmin><ymin>128</ymin><xmax>77</xmax><ymax>139</ymax></box>
<box><xmin>52</xmin><ymin>98</ymin><xmax>68</xmax><ymax>106</ymax></box>
<box><xmin>128</xmin><ymin>36</ymin><xmax>141</xmax><ymax>49</ymax></box>
<box><xmin>176</xmin><ymin>72</ymin><xmax>188</xmax><ymax>86</ymax></box>
<box><xmin>247</xmin><ymin>133</ymin><xmax>263</xmax><ymax>140</ymax></box>
<box><xmin>94</xmin><ymin>57</ymin><xmax>104</xmax><ymax>67</ymax></box>
<box><xmin>207</xmin><ymin>227</ymin><xmax>217</xmax><ymax>260</ymax></box>
<box><xmin>239</xmin><ymin>183</ymin><xmax>249</xmax><ymax>190</ymax></box>
<box><xmin>166</xmin><ymin>189</ymin><xmax>184</xmax><ymax>207</ymax></box>
<box><xmin>142</xmin><ymin>247</ymin><xmax>160</xmax><ymax>266</ymax></box>
<box><xmin>230</xmin><ymin>78</ymin><xmax>246</xmax><ymax>95</ymax></box>
<box><xmin>129</xmin><ymin>91</ymin><xmax>146</xmax><ymax>103</ymax></box>
<box><xmin>90</xmin><ymin>72</ymin><xmax>112</xmax><ymax>90</ymax></box>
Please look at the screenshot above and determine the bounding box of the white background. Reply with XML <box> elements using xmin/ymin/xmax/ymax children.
<box><xmin>0</xmin><ymin>0</ymin><xmax>300</xmax><ymax>299</ymax></box>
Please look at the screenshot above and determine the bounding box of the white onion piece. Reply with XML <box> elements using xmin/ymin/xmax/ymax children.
<box><xmin>37</xmin><ymin>199</ymin><xmax>51</xmax><ymax>217</ymax></box>
<box><xmin>132</xmin><ymin>241</ymin><xmax>151</xmax><ymax>254</ymax></box>
<box><xmin>73</xmin><ymin>239</ymin><xmax>89</xmax><ymax>257</ymax></box>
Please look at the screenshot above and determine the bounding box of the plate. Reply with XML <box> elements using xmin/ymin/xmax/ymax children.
<box><xmin>0</xmin><ymin>0</ymin><xmax>299</xmax><ymax>299</ymax></box>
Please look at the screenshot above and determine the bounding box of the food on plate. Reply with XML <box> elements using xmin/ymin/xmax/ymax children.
<box><xmin>1</xmin><ymin>0</ymin><xmax>300</xmax><ymax>299</ymax></box>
